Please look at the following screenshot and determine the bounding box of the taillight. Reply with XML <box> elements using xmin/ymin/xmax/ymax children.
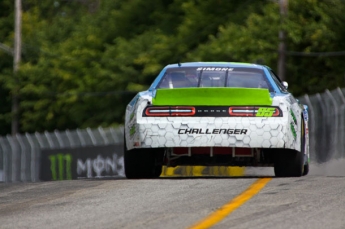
<box><xmin>145</xmin><ymin>106</ymin><xmax>196</xmax><ymax>116</ymax></box>
<box><xmin>229</xmin><ymin>107</ymin><xmax>281</xmax><ymax>117</ymax></box>
<box><xmin>144</xmin><ymin>106</ymin><xmax>281</xmax><ymax>117</ymax></box>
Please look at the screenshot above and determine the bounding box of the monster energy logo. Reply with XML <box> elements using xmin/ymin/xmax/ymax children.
<box><xmin>130</xmin><ymin>112</ymin><xmax>135</xmax><ymax>121</ymax></box>
<box><xmin>77</xmin><ymin>154</ymin><xmax>124</xmax><ymax>178</ymax></box>
<box><xmin>256</xmin><ymin>107</ymin><xmax>275</xmax><ymax>117</ymax></box>
<box><xmin>48</xmin><ymin>153</ymin><xmax>125</xmax><ymax>180</ymax></box>
<box><xmin>130</xmin><ymin>125</ymin><xmax>136</xmax><ymax>136</ymax></box>
<box><xmin>49</xmin><ymin>154</ymin><xmax>72</xmax><ymax>180</ymax></box>
<box><xmin>290</xmin><ymin>110</ymin><xmax>297</xmax><ymax>125</ymax></box>
<box><xmin>290</xmin><ymin>122</ymin><xmax>297</xmax><ymax>139</ymax></box>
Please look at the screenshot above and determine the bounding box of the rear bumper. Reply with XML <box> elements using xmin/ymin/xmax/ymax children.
<box><xmin>126</xmin><ymin>116</ymin><xmax>291</xmax><ymax>150</ymax></box>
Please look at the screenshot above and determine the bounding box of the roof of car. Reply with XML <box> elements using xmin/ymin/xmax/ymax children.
<box><xmin>165</xmin><ymin>62</ymin><xmax>265</xmax><ymax>69</ymax></box>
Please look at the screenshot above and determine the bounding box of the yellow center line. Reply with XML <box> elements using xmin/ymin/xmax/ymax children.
<box><xmin>188</xmin><ymin>178</ymin><xmax>272</xmax><ymax>229</ymax></box>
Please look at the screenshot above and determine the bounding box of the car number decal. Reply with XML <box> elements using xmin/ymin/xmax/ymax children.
<box><xmin>255</xmin><ymin>107</ymin><xmax>276</xmax><ymax>117</ymax></box>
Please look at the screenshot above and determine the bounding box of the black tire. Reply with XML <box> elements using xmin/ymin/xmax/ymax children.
<box><xmin>154</xmin><ymin>165</ymin><xmax>163</xmax><ymax>177</ymax></box>
<box><xmin>274</xmin><ymin>116</ymin><xmax>305</xmax><ymax>177</ymax></box>
<box><xmin>274</xmin><ymin>149</ymin><xmax>304</xmax><ymax>177</ymax></box>
<box><xmin>124</xmin><ymin>137</ymin><xmax>163</xmax><ymax>179</ymax></box>
<box><xmin>303</xmin><ymin>162</ymin><xmax>309</xmax><ymax>176</ymax></box>
<box><xmin>301</xmin><ymin>116</ymin><xmax>309</xmax><ymax>176</ymax></box>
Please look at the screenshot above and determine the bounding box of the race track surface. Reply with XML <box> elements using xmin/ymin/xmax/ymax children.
<box><xmin>1</xmin><ymin>160</ymin><xmax>344</xmax><ymax>229</ymax></box>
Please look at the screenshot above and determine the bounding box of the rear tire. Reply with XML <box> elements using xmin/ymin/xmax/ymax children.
<box><xmin>301</xmin><ymin>117</ymin><xmax>309</xmax><ymax>176</ymax></box>
<box><xmin>274</xmin><ymin>149</ymin><xmax>304</xmax><ymax>177</ymax></box>
<box><xmin>303</xmin><ymin>162</ymin><xmax>309</xmax><ymax>176</ymax></box>
<box><xmin>124</xmin><ymin>138</ymin><xmax>164</xmax><ymax>179</ymax></box>
<box><xmin>274</xmin><ymin>116</ymin><xmax>305</xmax><ymax>177</ymax></box>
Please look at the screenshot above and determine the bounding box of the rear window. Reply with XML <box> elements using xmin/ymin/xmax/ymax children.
<box><xmin>157</xmin><ymin>67</ymin><xmax>273</xmax><ymax>92</ymax></box>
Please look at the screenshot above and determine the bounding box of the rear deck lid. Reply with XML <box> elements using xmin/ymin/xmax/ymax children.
<box><xmin>152</xmin><ymin>88</ymin><xmax>272</xmax><ymax>106</ymax></box>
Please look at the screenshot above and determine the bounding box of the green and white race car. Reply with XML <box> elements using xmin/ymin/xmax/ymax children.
<box><xmin>124</xmin><ymin>62</ymin><xmax>310</xmax><ymax>178</ymax></box>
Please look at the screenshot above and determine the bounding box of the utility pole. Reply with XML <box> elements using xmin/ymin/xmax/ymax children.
<box><xmin>12</xmin><ymin>0</ymin><xmax>22</xmax><ymax>135</ymax></box>
<box><xmin>278</xmin><ymin>0</ymin><xmax>288</xmax><ymax>81</ymax></box>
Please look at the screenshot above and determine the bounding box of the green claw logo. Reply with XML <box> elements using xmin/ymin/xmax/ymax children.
<box><xmin>129</xmin><ymin>112</ymin><xmax>135</xmax><ymax>121</ymax></box>
<box><xmin>49</xmin><ymin>153</ymin><xmax>72</xmax><ymax>180</ymax></box>
<box><xmin>290</xmin><ymin>110</ymin><xmax>297</xmax><ymax>125</ymax></box>
<box><xmin>290</xmin><ymin>122</ymin><xmax>297</xmax><ymax>140</ymax></box>
<box><xmin>129</xmin><ymin>126</ymin><xmax>136</xmax><ymax>136</ymax></box>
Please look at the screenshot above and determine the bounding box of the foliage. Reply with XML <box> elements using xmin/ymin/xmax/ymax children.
<box><xmin>0</xmin><ymin>0</ymin><xmax>344</xmax><ymax>134</ymax></box>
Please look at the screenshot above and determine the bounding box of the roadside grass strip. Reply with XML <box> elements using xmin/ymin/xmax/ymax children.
<box><xmin>188</xmin><ymin>178</ymin><xmax>272</xmax><ymax>229</ymax></box>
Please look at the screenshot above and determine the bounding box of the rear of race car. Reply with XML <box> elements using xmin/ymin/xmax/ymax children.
<box><xmin>124</xmin><ymin>87</ymin><xmax>309</xmax><ymax>178</ymax></box>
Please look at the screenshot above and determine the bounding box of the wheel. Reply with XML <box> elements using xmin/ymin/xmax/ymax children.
<box><xmin>300</xmin><ymin>116</ymin><xmax>309</xmax><ymax>176</ymax></box>
<box><xmin>154</xmin><ymin>165</ymin><xmax>163</xmax><ymax>177</ymax></box>
<box><xmin>301</xmin><ymin>118</ymin><xmax>309</xmax><ymax>176</ymax></box>
<box><xmin>274</xmin><ymin>149</ymin><xmax>304</xmax><ymax>177</ymax></box>
<box><xmin>274</xmin><ymin>116</ymin><xmax>305</xmax><ymax>177</ymax></box>
<box><xmin>124</xmin><ymin>136</ymin><xmax>163</xmax><ymax>179</ymax></box>
<box><xmin>303</xmin><ymin>162</ymin><xmax>309</xmax><ymax>176</ymax></box>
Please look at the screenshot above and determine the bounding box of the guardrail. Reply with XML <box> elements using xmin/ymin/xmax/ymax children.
<box><xmin>299</xmin><ymin>87</ymin><xmax>345</xmax><ymax>163</ymax></box>
<box><xmin>1</xmin><ymin>87</ymin><xmax>344</xmax><ymax>182</ymax></box>
<box><xmin>0</xmin><ymin>127</ymin><xmax>124</xmax><ymax>182</ymax></box>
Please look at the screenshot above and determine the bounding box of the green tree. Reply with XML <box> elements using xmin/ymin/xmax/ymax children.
<box><xmin>285</xmin><ymin>0</ymin><xmax>345</xmax><ymax>94</ymax></box>
<box><xmin>0</xmin><ymin>0</ymin><xmax>15</xmax><ymax>135</ymax></box>
<box><xmin>189</xmin><ymin>0</ymin><xmax>345</xmax><ymax>95</ymax></box>
<box><xmin>1</xmin><ymin>0</ymin><xmax>345</xmax><ymax>134</ymax></box>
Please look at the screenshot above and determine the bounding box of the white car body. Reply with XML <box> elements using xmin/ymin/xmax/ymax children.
<box><xmin>124</xmin><ymin>62</ymin><xmax>310</xmax><ymax>178</ymax></box>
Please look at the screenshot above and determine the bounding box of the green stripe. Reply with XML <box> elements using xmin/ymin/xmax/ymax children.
<box><xmin>153</xmin><ymin>88</ymin><xmax>272</xmax><ymax>106</ymax></box>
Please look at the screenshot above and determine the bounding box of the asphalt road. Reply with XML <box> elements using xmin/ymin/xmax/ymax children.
<box><xmin>0</xmin><ymin>160</ymin><xmax>344</xmax><ymax>229</ymax></box>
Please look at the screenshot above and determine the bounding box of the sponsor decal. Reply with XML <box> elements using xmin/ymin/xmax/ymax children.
<box><xmin>290</xmin><ymin>110</ymin><xmax>297</xmax><ymax>125</ymax></box>
<box><xmin>129</xmin><ymin>125</ymin><xmax>136</xmax><ymax>136</ymax></box>
<box><xmin>256</xmin><ymin>107</ymin><xmax>276</xmax><ymax>117</ymax></box>
<box><xmin>129</xmin><ymin>112</ymin><xmax>135</xmax><ymax>121</ymax></box>
<box><xmin>77</xmin><ymin>154</ymin><xmax>124</xmax><ymax>178</ymax></box>
<box><xmin>196</xmin><ymin>67</ymin><xmax>234</xmax><ymax>71</ymax></box>
<box><xmin>47</xmin><ymin>153</ymin><xmax>124</xmax><ymax>180</ymax></box>
<box><xmin>303</xmin><ymin>109</ymin><xmax>308</xmax><ymax>121</ymax></box>
<box><xmin>49</xmin><ymin>153</ymin><xmax>72</xmax><ymax>180</ymax></box>
<box><xmin>290</xmin><ymin>122</ymin><xmax>297</xmax><ymax>140</ymax></box>
<box><xmin>289</xmin><ymin>109</ymin><xmax>297</xmax><ymax>140</ymax></box>
<box><xmin>178</xmin><ymin>128</ymin><xmax>248</xmax><ymax>135</ymax></box>
<box><xmin>40</xmin><ymin>145</ymin><xmax>124</xmax><ymax>181</ymax></box>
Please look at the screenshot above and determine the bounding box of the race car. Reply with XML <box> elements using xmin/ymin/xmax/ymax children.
<box><xmin>124</xmin><ymin>62</ymin><xmax>310</xmax><ymax>178</ymax></box>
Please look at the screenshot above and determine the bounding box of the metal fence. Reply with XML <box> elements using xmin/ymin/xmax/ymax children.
<box><xmin>299</xmin><ymin>87</ymin><xmax>345</xmax><ymax>163</ymax></box>
<box><xmin>0</xmin><ymin>127</ymin><xmax>124</xmax><ymax>182</ymax></box>
<box><xmin>1</xmin><ymin>87</ymin><xmax>345</xmax><ymax>182</ymax></box>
